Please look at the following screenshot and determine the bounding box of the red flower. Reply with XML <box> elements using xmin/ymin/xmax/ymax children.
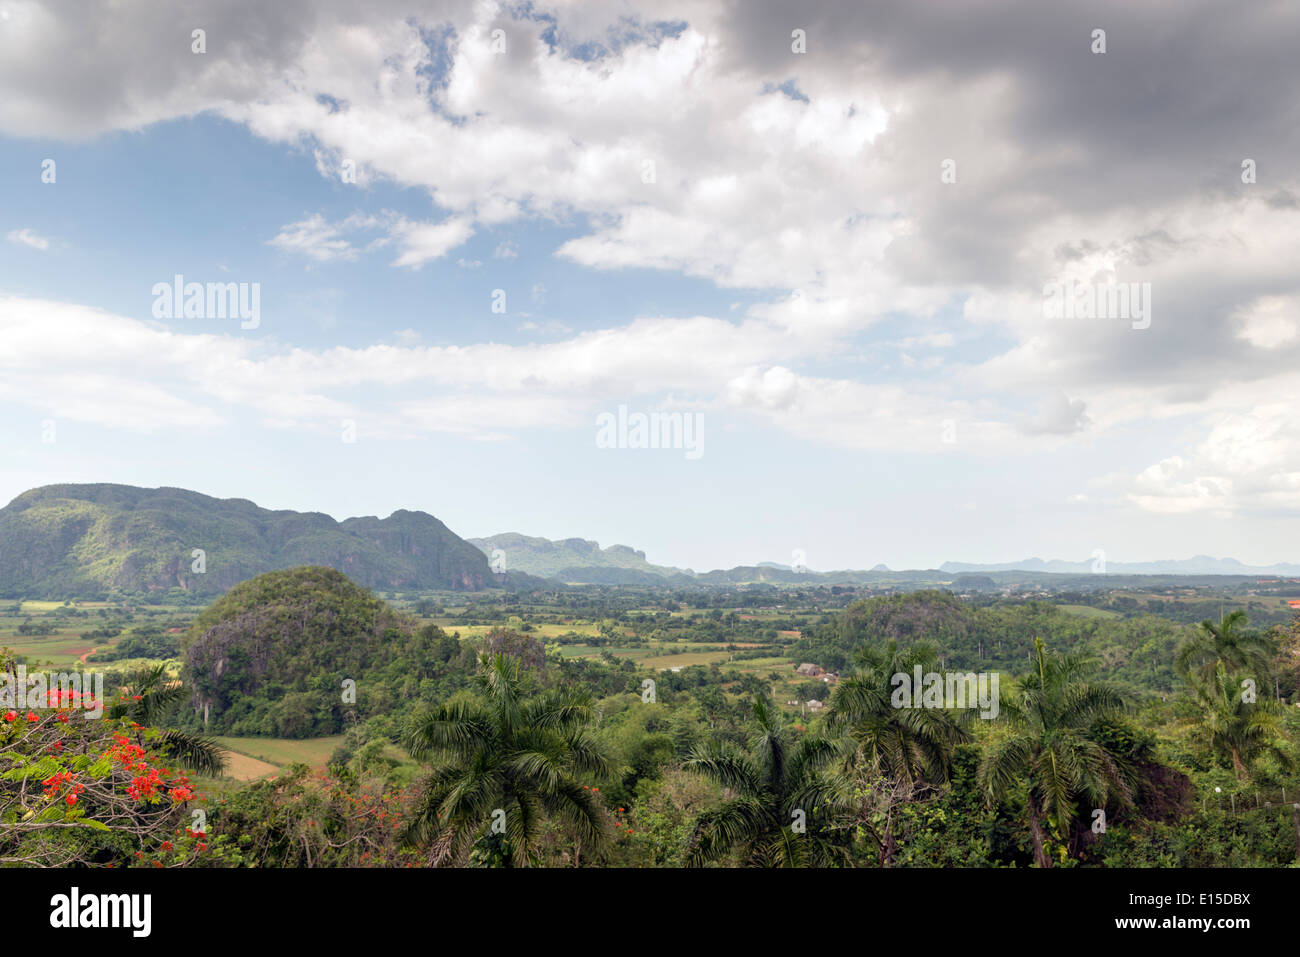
<box><xmin>25</xmin><ymin>711</ymin><xmax>38</xmax><ymax>722</ymax></box>
<box><xmin>3</xmin><ymin>710</ymin><xmax>15</xmax><ymax>722</ymax></box>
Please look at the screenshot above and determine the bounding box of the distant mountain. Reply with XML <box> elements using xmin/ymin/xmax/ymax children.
<box><xmin>468</xmin><ymin>532</ymin><xmax>693</xmax><ymax>583</ymax></box>
<box><xmin>468</xmin><ymin>534</ymin><xmax>941</xmax><ymax>586</ymax></box>
<box><xmin>7</xmin><ymin>484</ymin><xmax>1292</xmax><ymax>599</ymax></box>
<box><xmin>0</xmin><ymin>484</ymin><xmax>495</xmax><ymax>597</ymax></box>
<box><xmin>940</xmin><ymin>555</ymin><xmax>1300</xmax><ymax>576</ymax></box>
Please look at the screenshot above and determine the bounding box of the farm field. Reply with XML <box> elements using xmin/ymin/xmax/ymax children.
<box><xmin>212</xmin><ymin>749</ymin><xmax>281</xmax><ymax>783</ymax></box>
<box><xmin>4</xmin><ymin>633</ymin><xmax>101</xmax><ymax>669</ymax></box>
<box><xmin>643</xmin><ymin>649</ymin><xmax>738</xmax><ymax>669</ymax></box>
<box><xmin>1057</xmin><ymin>604</ymin><xmax>1123</xmax><ymax>620</ymax></box>
<box><xmin>209</xmin><ymin>735</ymin><xmax>348</xmax><ymax>783</ymax></box>
<box><xmin>209</xmin><ymin>734</ymin><xmax>416</xmax><ymax>785</ymax></box>
<box><xmin>212</xmin><ymin>735</ymin><xmax>348</xmax><ymax>772</ymax></box>
<box><xmin>439</xmin><ymin>622</ymin><xmax>605</xmax><ymax>640</ymax></box>
<box><xmin>0</xmin><ymin>598</ymin><xmax>199</xmax><ymax>670</ymax></box>
<box><xmin>553</xmin><ymin>644</ymin><xmax>641</xmax><ymax>658</ymax></box>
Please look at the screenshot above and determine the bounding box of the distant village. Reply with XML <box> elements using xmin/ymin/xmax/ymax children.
<box><xmin>788</xmin><ymin>661</ymin><xmax>839</xmax><ymax>713</ymax></box>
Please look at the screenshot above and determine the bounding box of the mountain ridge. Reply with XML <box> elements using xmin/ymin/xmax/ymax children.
<box><xmin>0</xmin><ymin>483</ymin><xmax>495</xmax><ymax>597</ymax></box>
<box><xmin>467</xmin><ymin>531</ymin><xmax>693</xmax><ymax>582</ymax></box>
<box><xmin>4</xmin><ymin>483</ymin><xmax>1297</xmax><ymax>598</ymax></box>
<box><xmin>939</xmin><ymin>555</ymin><xmax>1300</xmax><ymax>576</ymax></box>
<box><xmin>470</xmin><ymin>530</ymin><xmax>1300</xmax><ymax>580</ymax></box>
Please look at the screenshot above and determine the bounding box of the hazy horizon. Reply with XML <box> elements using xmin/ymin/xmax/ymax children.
<box><xmin>7</xmin><ymin>480</ymin><xmax>1300</xmax><ymax>576</ymax></box>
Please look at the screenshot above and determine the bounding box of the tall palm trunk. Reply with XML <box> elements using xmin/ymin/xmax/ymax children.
<box><xmin>1027</xmin><ymin>793</ymin><xmax>1051</xmax><ymax>868</ymax></box>
<box><xmin>881</xmin><ymin>811</ymin><xmax>898</xmax><ymax>867</ymax></box>
<box><xmin>1232</xmin><ymin>748</ymin><xmax>1247</xmax><ymax>780</ymax></box>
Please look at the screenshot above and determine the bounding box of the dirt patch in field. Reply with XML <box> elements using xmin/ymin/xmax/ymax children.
<box><xmin>219</xmin><ymin>750</ymin><xmax>281</xmax><ymax>782</ymax></box>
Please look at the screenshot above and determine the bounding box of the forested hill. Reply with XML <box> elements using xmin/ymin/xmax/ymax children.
<box><xmin>795</xmin><ymin>589</ymin><xmax>1193</xmax><ymax>692</ymax></box>
<box><xmin>0</xmin><ymin>483</ymin><xmax>494</xmax><ymax>598</ymax></box>
<box><xmin>180</xmin><ymin>565</ymin><xmax>474</xmax><ymax>736</ymax></box>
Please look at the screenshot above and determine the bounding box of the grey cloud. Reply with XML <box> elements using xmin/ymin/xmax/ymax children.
<box><xmin>1020</xmin><ymin>393</ymin><xmax>1090</xmax><ymax>435</ymax></box>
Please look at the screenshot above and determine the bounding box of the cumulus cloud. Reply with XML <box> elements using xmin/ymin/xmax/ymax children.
<box><xmin>1126</xmin><ymin>400</ymin><xmax>1300</xmax><ymax>515</ymax></box>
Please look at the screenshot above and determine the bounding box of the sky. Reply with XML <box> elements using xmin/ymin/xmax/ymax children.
<box><xmin>1</xmin><ymin>0</ymin><xmax>1299</xmax><ymax>573</ymax></box>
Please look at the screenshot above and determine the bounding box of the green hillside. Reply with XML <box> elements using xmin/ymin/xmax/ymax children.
<box><xmin>0</xmin><ymin>483</ymin><xmax>494</xmax><ymax>598</ymax></box>
<box><xmin>181</xmin><ymin>565</ymin><xmax>473</xmax><ymax>736</ymax></box>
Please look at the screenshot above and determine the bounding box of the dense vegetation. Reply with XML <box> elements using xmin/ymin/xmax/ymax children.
<box><xmin>180</xmin><ymin>567</ymin><xmax>474</xmax><ymax>737</ymax></box>
<box><xmin>0</xmin><ymin>483</ymin><xmax>494</xmax><ymax>598</ymax></box>
<box><xmin>6</xmin><ymin>565</ymin><xmax>1300</xmax><ymax>869</ymax></box>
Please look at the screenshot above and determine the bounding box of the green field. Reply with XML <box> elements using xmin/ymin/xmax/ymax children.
<box><xmin>442</xmin><ymin>622</ymin><xmax>605</xmax><ymax>640</ymax></box>
<box><xmin>212</xmin><ymin>734</ymin><xmax>348</xmax><ymax>770</ymax></box>
<box><xmin>553</xmin><ymin>644</ymin><xmax>642</xmax><ymax>658</ymax></box>
<box><xmin>208</xmin><ymin>734</ymin><xmax>416</xmax><ymax>784</ymax></box>
<box><xmin>0</xmin><ymin>599</ymin><xmax>198</xmax><ymax>670</ymax></box>
<box><xmin>1057</xmin><ymin>604</ymin><xmax>1123</xmax><ymax>620</ymax></box>
<box><xmin>639</xmin><ymin>649</ymin><xmax>742</xmax><ymax>669</ymax></box>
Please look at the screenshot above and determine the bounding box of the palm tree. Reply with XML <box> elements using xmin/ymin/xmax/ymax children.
<box><xmin>685</xmin><ymin>695</ymin><xmax>845</xmax><ymax>867</ymax></box>
<box><xmin>111</xmin><ymin>663</ymin><xmax>227</xmax><ymax>775</ymax></box>
<box><xmin>1175</xmin><ymin>610</ymin><xmax>1276</xmax><ymax>684</ymax></box>
<box><xmin>1185</xmin><ymin>662</ymin><xmax>1292</xmax><ymax>781</ymax></box>
<box><xmin>828</xmin><ymin>640</ymin><xmax>970</xmax><ymax>789</ymax></box>
<box><xmin>979</xmin><ymin>638</ymin><xmax>1131</xmax><ymax>868</ymax></box>
<box><xmin>403</xmin><ymin>652</ymin><xmax>613</xmax><ymax>866</ymax></box>
<box><xmin>826</xmin><ymin>641</ymin><xmax>970</xmax><ymax>864</ymax></box>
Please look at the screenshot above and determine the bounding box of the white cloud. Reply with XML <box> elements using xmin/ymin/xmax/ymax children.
<box><xmin>1127</xmin><ymin>401</ymin><xmax>1300</xmax><ymax>514</ymax></box>
<box><xmin>267</xmin><ymin>214</ymin><xmax>361</xmax><ymax>262</ymax></box>
<box><xmin>2</xmin><ymin>1</ymin><xmax>1300</xmax><ymax>516</ymax></box>
<box><xmin>1236</xmin><ymin>295</ymin><xmax>1299</xmax><ymax>349</ymax></box>
<box><xmin>269</xmin><ymin>211</ymin><xmax>472</xmax><ymax>268</ymax></box>
<box><xmin>6</xmin><ymin>228</ymin><xmax>49</xmax><ymax>250</ymax></box>
<box><xmin>388</xmin><ymin>216</ymin><xmax>474</xmax><ymax>268</ymax></box>
<box><xmin>724</xmin><ymin>365</ymin><xmax>1014</xmax><ymax>452</ymax></box>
